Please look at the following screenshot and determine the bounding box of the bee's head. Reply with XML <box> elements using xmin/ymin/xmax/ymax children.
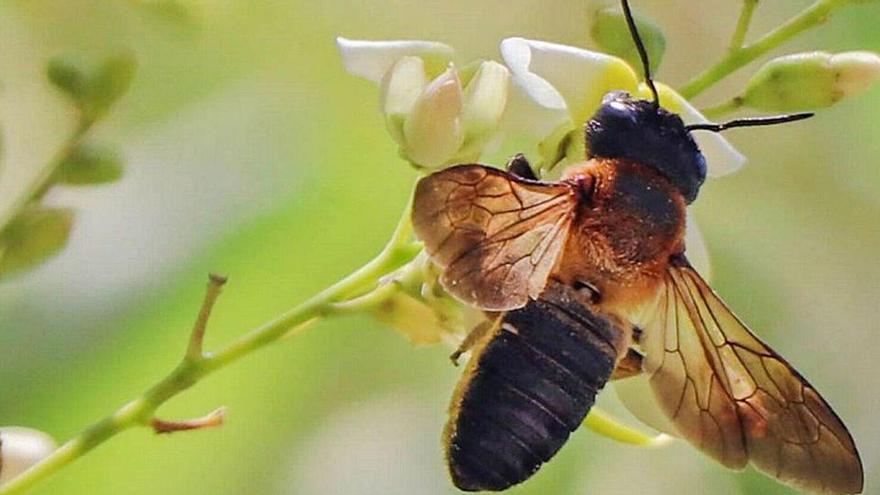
<box><xmin>586</xmin><ymin>91</ymin><xmax>706</xmax><ymax>203</ymax></box>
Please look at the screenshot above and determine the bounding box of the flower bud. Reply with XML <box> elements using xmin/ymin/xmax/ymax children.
<box><xmin>0</xmin><ymin>427</ymin><xmax>57</xmax><ymax>484</ymax></box>
<box><xmin>590</xmin><ymin>6</ymin><xmax>666</xmax><ymax>73</ymax></box>
<box><xmin>741</xmin><ymin>51</ymin><xmax>880</xmax><ymax>111</ymax></box>
<box><xmin>401</xmin><ymin>66</ymin><xmax>464</xmax><ymax>168</ymax></box>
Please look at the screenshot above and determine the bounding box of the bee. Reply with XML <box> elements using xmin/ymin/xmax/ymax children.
<box><xmin>411</xmin><ymin>1</ymin><xmax>863</xmax><ymax>493</ymax></box>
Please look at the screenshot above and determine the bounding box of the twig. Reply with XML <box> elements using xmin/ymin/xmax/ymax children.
<box><xmin>151</xmin><ymin>407</ymin><xmax>227</xmax><ymax>435</ymax></box>
<box><xmin>185</xmin><ymin>274</ymin><xmax>227</xmax><ymax>360</ymax></box>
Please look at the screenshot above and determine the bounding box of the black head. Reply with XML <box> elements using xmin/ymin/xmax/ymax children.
<box><xmin>586</xmin><ymin>91</ymin><xmax>706</xmax><ymax>203</ymax></box>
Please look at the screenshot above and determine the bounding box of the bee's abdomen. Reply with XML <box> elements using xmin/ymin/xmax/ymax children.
<box><xmin>445</xmin><ymin>284</ymin><xmax>624</xmax><ymax>491</ymax></box>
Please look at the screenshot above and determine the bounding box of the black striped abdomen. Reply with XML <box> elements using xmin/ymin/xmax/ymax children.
<box><xmin>445</xmin><ymin>283</ymin><xmax>625</xmax><ymax>491</ymax></box>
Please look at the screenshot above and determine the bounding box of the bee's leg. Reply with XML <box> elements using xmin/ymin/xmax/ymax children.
<box><xmin>610</xmin><ymin>348</ymin><xmax>644</xmax><ymax>380</ymax></box>
<box><xmin>450</xmin><ymin>318</ymin><xmax>498</xmax><ymax>366</ymax></box>
<box><xmin>506</xmin><ymin>153</ymin><xmax>538</xmax><ymax>180</ymax></box>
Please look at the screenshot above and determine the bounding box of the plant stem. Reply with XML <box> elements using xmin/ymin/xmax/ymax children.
<box><xmin>583</xmin><ymin>408</ymin><xmax>671</xmax><ymax>447</ymax></box>
<box><xmin>0</xmin><ymin>118</ymin><xmax>92</xmax><ymax>235</ymax></box>
<box><xmin>0</xmin><ymin>195</ymin><xmax>419</xmax><ymax>495</ymax></box>
<box><xmin>680</xmin><ymin>0</ymin><xmax>842</xmax><ymax>99</ymax></box>
<box><xmin>728</xmin><ymin>0</ymin><xmax>759</xmax><ymax>52</ymax></box>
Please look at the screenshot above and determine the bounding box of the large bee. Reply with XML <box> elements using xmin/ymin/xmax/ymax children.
<box><xmin>410</xmin><ymin>1</ymin><xmax>863</xmax><ymax>493</ymax></box>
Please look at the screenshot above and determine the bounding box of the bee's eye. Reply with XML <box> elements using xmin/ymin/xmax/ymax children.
<box><xmin>597</xmin><ymin>100</ymin><xmax>638</xmax><ymax>127</ymax></box>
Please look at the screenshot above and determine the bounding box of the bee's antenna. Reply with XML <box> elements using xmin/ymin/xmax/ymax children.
<box><xmin>685</xmin><ymin>112</ymin><xmax>814</xmax><ymax>132</ymax></box>
<box><xmin>621</xmin><ymin>0</ymin><xmax>659</xmax><ymax>108</ymax></box>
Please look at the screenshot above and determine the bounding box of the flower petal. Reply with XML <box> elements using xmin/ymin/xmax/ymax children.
<box><xmin>613</xmin><ymin>375</ymin><xmax>678</xmax><ymax>436</ymax></box>
<box><xmin>402</xmin><ymin>66</ymin><xmax>464</xmax><ymax>168</ymax></box>
<box><xmin>457</xmin><ymin>61</ymin><xmax>510</xmax><ymax>158</ymax></box>
<box><xmin>684</xmin><ymin>212</ymin><xmax>712</xmax><ymax>280</ymax></box>
<box><xmin>336</xmin><ymin>37</ymin><xmax>454</xmax><ymax>82</ymax></box>
<box><xmin>641</xmin><ymin>83</ymin><xmax>746</xmax><ymax>177</ymax></box>
<box><xmin>501</xmin><ymin>38</ymin><xmax>639</xmax><ymax>128</ymax></box>
<box><xmin>380</xmin><ymin>56</ymin><xmax>429</xmax><ymax>145</ymax></box>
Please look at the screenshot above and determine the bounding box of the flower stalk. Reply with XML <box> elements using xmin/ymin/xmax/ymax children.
<box><xmin>681</xmin><ymin>0</ymin><xmax>848</xmax><ymax>99</ymax></box>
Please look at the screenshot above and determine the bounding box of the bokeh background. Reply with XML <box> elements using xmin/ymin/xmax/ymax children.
<box><xmin>0</xmin><ymin>1</ymin><xmax>878</xmax><ymax>494</ymax></box>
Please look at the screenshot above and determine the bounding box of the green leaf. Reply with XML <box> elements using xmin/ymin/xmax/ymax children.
<box><xmin>0</xmin><ymin>207</ymin><xmax>75</xmax><ymax>279</ymax></box>
<box><xmin>46</xmin><ymin>53</ymin><xmax>137</xmax><ymax>121</ymax></box>
<box><xmin>55</xmin><ymin>143</ymin><xmax>124</xmax><ymax>185</ymax></box>
<box><xmin>590</xmin><ymin>6</ymin><xmax>666</xmax><ymax>73</ymax></box>
<box><xmin>88</xmin><ymin>53</ymin><xmax>137</xmax><ymax>118</ymax></box>
<box><xmin>47</xmin><ymin>57</ymin><xmax>90</xmax><ymax>103</ymax></box>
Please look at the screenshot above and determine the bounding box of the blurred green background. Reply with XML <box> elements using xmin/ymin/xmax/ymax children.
<box><xmin>0</xmin><ymin>1</ymin><xmax>878</xmax><ymax>494</ymax></box>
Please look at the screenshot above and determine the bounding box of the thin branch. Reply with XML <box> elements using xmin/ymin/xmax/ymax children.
<box><xmin>0</xmin><ymin>193</ymin><xmax>420</xmax><ymax>495</ymax></box>
<box><xmin>728</xmin><ymin>0</ymin><xmax>759</xmax><ymax>52</ymax></box>
<box><xmin>680</xmin><ymin>0</ymin><xmax>842</xmax><ymax>99</ymax></box>
<box><xmin>0</xmin><ymin>118</ymin><xmax>93</xmax><ymax>234</ymax></box>
<box><xmin>185</xmin><ymin>274</ymin><xmax>227</xmax><ymax>360</ymax></box>
<box><xmin>151</xmin><ymin>407</ymin><xmax>227</xmax><ymax>435</ymax></box>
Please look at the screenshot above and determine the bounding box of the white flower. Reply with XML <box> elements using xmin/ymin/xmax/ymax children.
<box><xmin>0</xmin><ymin>427</ymin><xmax>57</xmax><ymax>485</ymax></box>
<box><xmin>337</xmin><ymin>38</ymin><xmax>510</xmax><ymax>169</ymax></box>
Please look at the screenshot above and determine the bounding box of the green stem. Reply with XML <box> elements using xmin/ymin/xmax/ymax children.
<box><xmin>0</xmin><ymin>194</ymin><xmax>419</xmax><ymax>495</ymax></box>
<box><xmin>680</xmin><ymin>0</ymin><xmax>842</xmax><ymax>99</ymax></box>
<box><xmin>583</xmin><ymin>407</ymin><xmax>671</xmax><ymax>447</ymax></box>
<box><xmin>728</xmin><ymin>0</ymin><xmax>759</xmax><ymax>52</ymax></box>
<box><xmin>0</xmin><ymin>117</ymin><xmax>92</xmax><ymax>235</ymax></box>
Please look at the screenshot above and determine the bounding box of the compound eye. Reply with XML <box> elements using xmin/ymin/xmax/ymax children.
<box><xmin>597</xmin><ymin>99</ymin><xmax>637</xmax><ymax>126</ymax></box>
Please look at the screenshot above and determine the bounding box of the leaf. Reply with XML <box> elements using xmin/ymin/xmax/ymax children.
<box><xmin>0</xmin><ymin>207</ymin><xmax>75</xmax><ymax>279</ymax></box>
<box><xmin>55</xmin><ymin>143</ymin><xmax>124</xmax><ymax>185</ymax></box>
<box><xmin>87</xmin><ymin>53</ymin><xmax>137</xmax><ymax>118</ymax></box>
<box><xmin>46</xmin><ymin>52</ymin><xmax>137</xmax><ymax>120</ymax></box>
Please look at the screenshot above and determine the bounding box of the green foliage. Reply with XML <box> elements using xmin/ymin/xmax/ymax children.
<box><xmin>589</xmin><ymin>6</ymin><xmax>665</xmax><ymax>73</ymax></box>
<box><xmin>0</xmin><ymin>207</ymin><xmax>74</xmax><ymax>279</ymax></box>
<box><xmin>54</xmin><ymin>143</ymin><xmax>124</xmax><ymax>186</ymax></box>
<box><xmin>47</xmin><ymin>52</ymin><xmax>137</xmax><ymax>123</ymax></box>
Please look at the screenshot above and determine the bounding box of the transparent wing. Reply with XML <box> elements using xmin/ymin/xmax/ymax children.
<box><xmin>638</xmin><ymin>255</ymin><xmax>863</xmax><ymax>495</ymax></box>
<box><xmin>412</xmin><ymin>164</ymin><xmax>577</xmax><ymax>311</ymax></box>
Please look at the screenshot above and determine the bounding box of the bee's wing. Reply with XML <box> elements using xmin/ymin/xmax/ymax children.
<box><xmin>636</xmin><ymin>255</ymin><xmax>863</xmax><ymax>495</ymax></box>
<box><xmin>413</xmin><ymin>164</ymin><xmax>577</xmax><ymax>311</ymax></box>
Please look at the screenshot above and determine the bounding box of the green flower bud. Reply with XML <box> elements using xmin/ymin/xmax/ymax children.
<box><xmin>0</xmin><ymin>427</ymin><xmax>57</xmax><ymax>484</ymax></box>
<box><xmin>0</xmin><ymin>206</ymin><xmax>74</xmax><ymax>280</ymax></box>
<box><xmin>590</xmin><ymin>6</ymin><xmax>666</xmax><ymax>73</ymax></box>
<box><xmin>54</xmin><ymin>143</ymin><xmax>124</xmax><ymax>185</ymax></box>
<box><xmin>741</xmin><ymin>51</ymin><xmax>880</xmax><ymax>111</ymax></box>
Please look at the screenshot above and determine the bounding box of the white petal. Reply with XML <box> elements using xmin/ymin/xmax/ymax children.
<box><xmin>498</xmin><ymin>38</ymin><xmax>569</xmax><ymax>138</ymax></box>
<box><xmin>613</xmin><ymin>376</ymin><xmax>678</xmax><ymax>436</ymax></box>
<box><xmin>336</xmin><ymin>37</ymin><xmax>454</xmax><ymax>82</ymax></box>
<box><xmin>402</xmin><ymin>66</ymin><xmax>464</xmax><ymax>168</ymax></box>
<box><xmin>501</xmin><ymin>38</ymin><xmax>639</xmax><ymax>127</ymax></box>
<box><xmin>684</xmin><ymin>212</ymin><xmax>712</xmax><ymax>281</ymax></box>
<box><xmin>460</xmin><ymin>61</ymin><xmax>510</xmax><ymax>141</ymax></box>
<box><xmin>380</xmin><ymin>56</ymin><xmax>428</xmax><ymax>144</ymax></box>
<box><xmin>641</xmin><ymin>83</ymin><xmax>747</xmax><ymax>177</ymax></box>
